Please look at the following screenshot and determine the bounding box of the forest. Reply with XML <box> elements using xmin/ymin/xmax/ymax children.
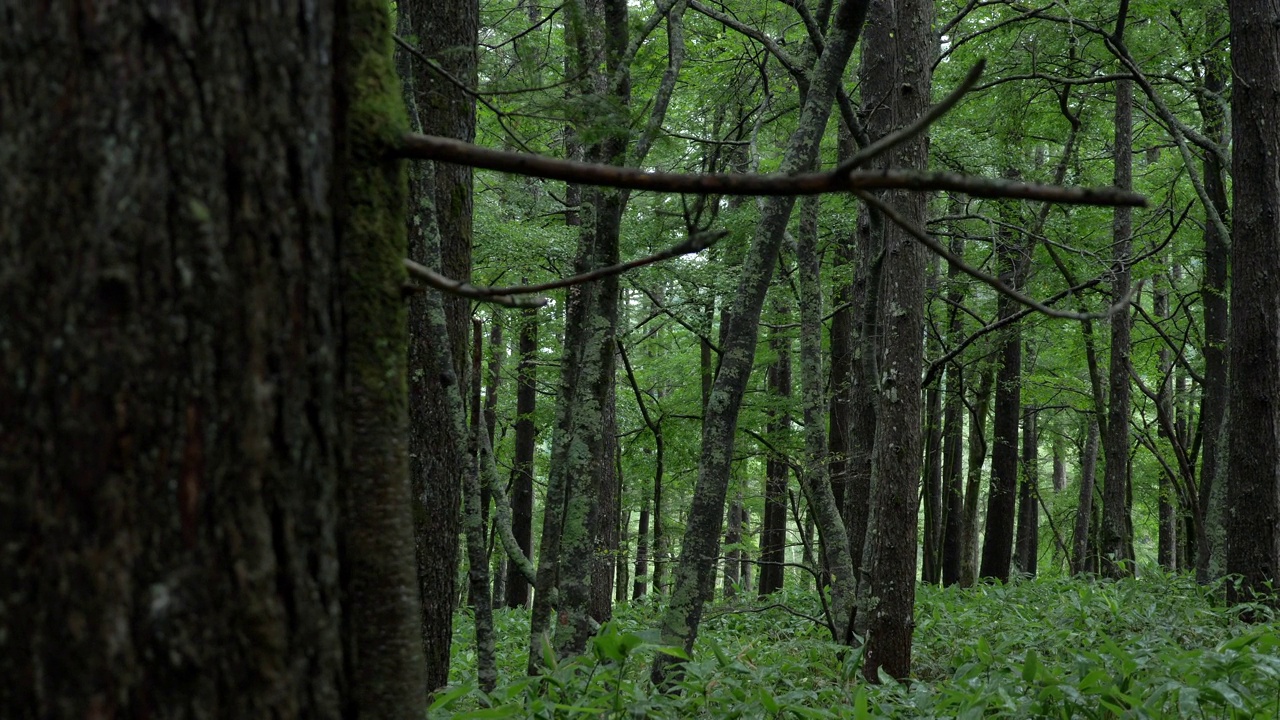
<box><xmin>2</xmin><ymin>0</ymin><xmax>1279</xmax><ymax>717</ymax></box>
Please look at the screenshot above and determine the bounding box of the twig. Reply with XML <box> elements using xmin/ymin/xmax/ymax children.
<box><xmin>403</xmin><ymin>260</ymin><xmax>548</xmax><ymax>307</ymax></box>
<box><xmin>481</xmin><ymin>230</ymin><xmax>727</xmax><ymax>295</ymax></box>
<box><xmin>703</xmin><ymin>600</ymin><xmax>829</xmax><ymax>630</ymax></box>
<box><xmin>834</xmin><ymin>60</ymin><xmax>986</xmax><ymax>173</ymax></box>
<box><xmin>403</xmin><ymin>230</ymin><xmax>726</xmax><ymax>307</ymax></box>
<box><xmin>399</xmin><ymin>133</ymin><xmax>1148</xmax><ymax>206</ymax></box>
<box><xmin>854</xmin><ymin>189</ymin><xmax>1143</xmax><ymax>321</ymax></box>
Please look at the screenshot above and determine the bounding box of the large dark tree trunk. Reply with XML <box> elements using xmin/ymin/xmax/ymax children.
<box><xmin>853</xmin><ymin>0</ymin><xmax>933</xmax><ymax>681</ymax></box>
<box><xmin>402</xmin><ymin>0</ymin><xmax>478</xmax><ymax>689</ymax></box>
<box><xmin>1226</xmin><ymin>0</ymin><xmax>1280</xmax><ymax>606</ymax></box>
<box><xmin>2</xmin><ymin>1</ymin><xmax>427</xmax><ymax>715</ymax></box>
<box><xmin>980</xmin><ymin>227</ymin><xmax>1024</xmax><ymax>583</ymax></box>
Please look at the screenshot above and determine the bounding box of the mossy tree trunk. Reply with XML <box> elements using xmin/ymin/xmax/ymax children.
<box><xmin>651</xmin><ymin>0</ymin><xmax>869</xmax><ymax>684</ymax></box>
<box><xmin>399</xmin><ymin>0</ymin><xmax>479</xmax><ymax>690</ymax></box>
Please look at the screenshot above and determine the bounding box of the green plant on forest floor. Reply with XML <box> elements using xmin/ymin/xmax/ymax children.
<box><xmin>440</xmin><ymin>574</ymin><xmax>1280</xmax><ymax>718</ymax></box>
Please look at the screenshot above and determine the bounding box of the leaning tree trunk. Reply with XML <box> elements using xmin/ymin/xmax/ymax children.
<box><xmin>2</xmin><ymin>1</ymin><xmax>428</xmax><ymax>716</ymax></box>
<box><xmin>1226</xmin><ymin>0</ymin><xmax>1280</xmax><ymax>607</ymax></box>
<box><xmin>505</xmin><ymin>306</ymin><xmax>539</xmax><ymax>608</ymax></box>
<box><xmin>651</xmin><ymin>0</ymin><xmax>869</xmax><ymax>684</ymax></box>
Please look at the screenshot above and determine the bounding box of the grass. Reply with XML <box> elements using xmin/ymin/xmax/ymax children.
<box><xmin>439</xmin><ymin>572</ymin><xmax>1280</xmax><ymax>718</ymax></box>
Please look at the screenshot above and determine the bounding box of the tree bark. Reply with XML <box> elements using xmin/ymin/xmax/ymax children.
<box><xmin>854</xmin><ymin>0</ymin><xmax>933</xmax><ymax>681</ymax></box>
<box><xmin>1195</xmin><ymin>39</ymin><xmax>1230</xmax><ymax>584</ymax></box>
<box><xmin>402</xmin><ymin>0</ymin><xmax>478</xmax><ymax>688</ymax></box>
<box><xmin>1226</xmin><ymin>0</ymin><xmax>1280</xmax><ymax>606</ymax></box>
<box><xmin>2</xmin><ymin>1</ymin><xmax>428</xmax><ymax>715</ymax></box>
<box><xmin>959</xmin><ymin>364</ymin><xmax>994</xmax><ymax>586</ymax></box>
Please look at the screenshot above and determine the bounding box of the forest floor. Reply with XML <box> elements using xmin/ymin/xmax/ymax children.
<box><xmin>441</xmin><ymin>572</ymin><xmax>1280</xmax><ymax>718</ymax></box>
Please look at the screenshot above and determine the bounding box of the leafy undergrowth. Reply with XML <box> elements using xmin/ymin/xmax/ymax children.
<box><xmin>441</xmin><ymin>573</ymin><xmax>1280</xmax><ymax>718</ymax></box>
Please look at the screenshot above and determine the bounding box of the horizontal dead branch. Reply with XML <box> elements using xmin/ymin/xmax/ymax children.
<box><xmin>396</xmin><ymin>133</ymin><xmax>1148</xmax><ymax>207</ymax></box>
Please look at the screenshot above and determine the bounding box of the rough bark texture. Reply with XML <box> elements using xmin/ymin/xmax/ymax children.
<box><xmin>1</xmin><ymin>1</ymin><xmax>425</xmax><ymax>716</ymax></box>
<box><xmin>591</xmin><ymin>380</ymin><xmax>620</xmax><ymax>623</ymax></box>
<box><xmin>854</xmin><ymin>0</ymin><xmax>933</xmax><ymax>680</ymax></box>
<box><xmin>1226</xmin><ymin>0</ymin><xmax>1280</xmax><ymax>606</ymax></box>
<box><xmin>651</xmin><ymin>0</ymin><xmax>868</xmax><ymax>683</ymax></box>
<box><xmin>505</xmin><ymin>307</ymin><xmax>538</xmax><ymax>608</ymax></box>
<box><xmin>403</xmin><ymin>0</ymin><xmax>478</xmax><ymax>688</ymax></box>
<box><xmin>1101</xmin><ymin>76</ymin><xmax>1135</xmax><ymax>579</ymax></box>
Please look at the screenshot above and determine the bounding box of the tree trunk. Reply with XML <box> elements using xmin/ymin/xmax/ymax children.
<box><xmin>959</xmin><ymin>364</ymin><xmax>994</xmax><ymax>586</ymax></box>
<box><xmin>759</xmin><ymin>311</ymin><xmax>792</xmax><ymax>597</ymax></box>
<box><xmin>853</xmin><ymin>0</ymin><xmax>933</xmax><ymax>681</ymax></box>
<box><xmin>2</xmin><ymin>1</ymin><xmax>427</xmax><ymax>715</ymax></box>
<box><xmin>922</xmin><ymin>382</ymin><xmax>944</xmax><ymax>584</ymax></box>
<box><xmin>1226</xmin><ymin>0</ymin><xmax>1280</xmax><ymax>606</ymax></box>
<box><xmin>980</xmin><ymin>226</ymin><xmax>1023</xmax><ymax>583</ymax></box>
<box><xmin>1073</xmin><ymin>420</ymin><xmax>1101</xmax><ymax>574</ymax></box>
<box><xmin>1195</xmin><ymin>41</ymin><xmax>1230</xmax><ymax>585</ymax></box>
<box><xmin>504</xmin><ymin>306</ymin><xmax>538</xmax><ymax>608</ymax></box>
<box><xmin>1014</xmin><ymin>406</ymin><xmax>1039</xmax><ymax>577</ymax></box>
<box><xmin>1101</xmin><ymin>74</ymin><xmax>1135</xmax><ymax>579</ymax></box>
<box><xmin>940</xmin><ymin>240</ymin><xmax>968</xmax><ymax>587</ymax></box>
<box><xmin>403</xmin><ymin>0</ymin><xmax>478</xmax><ymax>688</ymax></box>
<box><xmin>634</xmin><ymin>499</ymin><xmax>651</xmax><ymax>599</ymax></box>
<box><xmin>591</xmin><ymin>379</ymin><xmax>620</xmax><ymax>624</ymax></box>
<box><xmin>724</xmin><ymin>499</ymin><xmax>743</xmax><ymax>598</ymax></box>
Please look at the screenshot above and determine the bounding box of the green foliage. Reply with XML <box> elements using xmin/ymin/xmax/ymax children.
<box><xmin>443</xmin><ymin>575</ymin><xmax>1280</xmax><ymax>718</ymax></box>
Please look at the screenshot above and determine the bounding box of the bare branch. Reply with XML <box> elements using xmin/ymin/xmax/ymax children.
<box><xmin>855</xmin><ymin>189</ymin><xmax>1142</xmax><ymax>321</ymax></box>
<box><xmin>835</xmin><ymin>60</ymin><xmax>986</xmax><ymax>173</ymax></box>
<box><xmin>399</xmin><ymin>133</ymin><xmax>1147</xmax><ymax>206</ymax></box>
<box><xmin>403</xmin><ymin>259</ymin><xmax>548</xmax><ymax>307</ymax></box>
<box><xmin>404</xmin><ymin>230</ymin><xmax>727</xmax><ymax>307</ymax></box>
